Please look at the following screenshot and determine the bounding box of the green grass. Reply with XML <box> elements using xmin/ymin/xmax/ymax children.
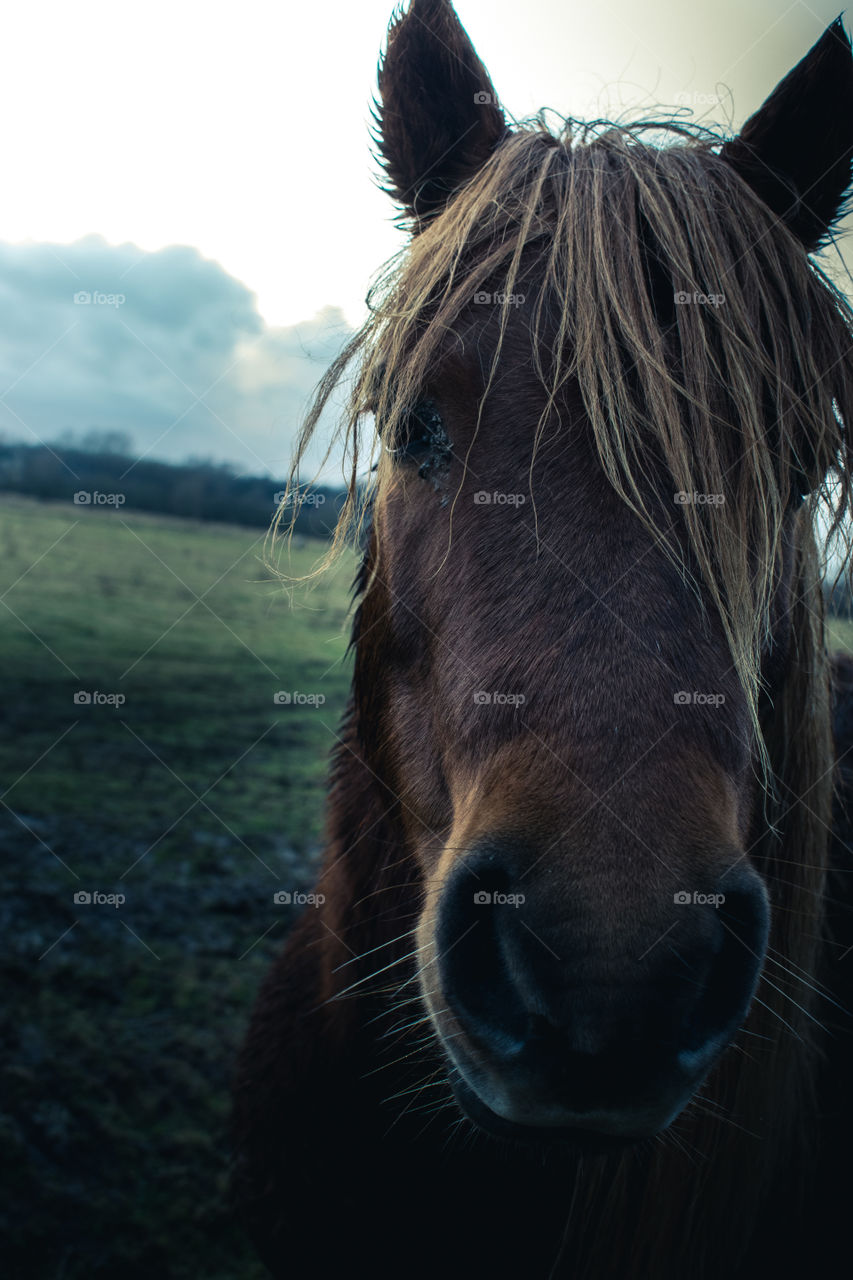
<box><xmin>0</xmin><ymin>495</ymin><xmax>356</xmax><ymax>1278</ymax></box>
<box><xmin>827</xmin><ymin>614</ymin><xmax>853</xmax><ymax>656</ymax></box>
<box><xmin>0</xmin><ymin>494</ymin><xmax>355</xmax><ymax>853</ymax></box>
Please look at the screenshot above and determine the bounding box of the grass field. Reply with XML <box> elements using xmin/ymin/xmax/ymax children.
<box><xmin>0</xmin><ymin>495</ymin><xmax>356</xmax><ymax>1278</ymax></box>
<box><xmin>828</xmin><ymin>614</ymin><xmax>853</xmax><ymax>656</ymax></box>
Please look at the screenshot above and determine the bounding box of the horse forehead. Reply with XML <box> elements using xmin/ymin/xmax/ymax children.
<box><xmin>438</xmin><ymin>307</ymin><xmax>567</xmax><ymax>396</ymax></box>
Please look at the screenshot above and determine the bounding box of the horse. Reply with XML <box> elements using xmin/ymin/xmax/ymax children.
<box><xmin>233</xmin><ymin>3</ymin><xmax>853</xmax><ymax>1276</ymax></box>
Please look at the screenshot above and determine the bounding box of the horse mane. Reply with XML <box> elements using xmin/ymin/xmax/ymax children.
<box><xmin>281</xmin><ymin>117</ymin><xmax>853</xmax><ymax>738</ymax></box>
<box><xmin>275</xmin><ymin>116</ymin><xmax>853</xmax><ymax>1276</ymax></box>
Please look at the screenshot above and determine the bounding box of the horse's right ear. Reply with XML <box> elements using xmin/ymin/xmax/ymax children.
<box><xmin>721</xmin><ymin>18</ymin><xmax>853</xmax><ymax>252</ymax></box>
<box><xmin>374</xmin><ymin>0</ymin><xmax>508</xmax><ymax>228</ymax></box>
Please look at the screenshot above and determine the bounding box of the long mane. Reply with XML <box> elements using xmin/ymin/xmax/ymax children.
<box><xmin>284</xmin><ymin>117</ymin><xmax>852</xmax><ymax>740</ymax></box>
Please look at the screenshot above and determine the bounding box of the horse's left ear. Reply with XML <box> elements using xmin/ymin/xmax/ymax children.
<box><xmin>374</xmin><ymin>0</ymin><xmax>508</xmax><ymax>227</ymax></box>
<box><xmin>721</xmin><ymin>17</ymin><xmax>853</xmax><ymax>252</ymax></box>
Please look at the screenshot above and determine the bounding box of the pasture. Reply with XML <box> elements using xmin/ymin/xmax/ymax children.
<box><xmin>0</xmin><ymin>495</ymin><xmax>354</xmax><ymax>1278</ymax></box>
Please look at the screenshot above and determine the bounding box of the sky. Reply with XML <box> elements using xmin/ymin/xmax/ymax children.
<box><xmin>0</xmin><ymin>0</ymin><xmax>850</xmax><ymax>474</ymax></box>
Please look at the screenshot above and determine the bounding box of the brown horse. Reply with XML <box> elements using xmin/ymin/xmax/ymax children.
<box><xmin>233</xmin><ymin>4</ymin><xmax>853</xmax><ymax>1277</ymax></box>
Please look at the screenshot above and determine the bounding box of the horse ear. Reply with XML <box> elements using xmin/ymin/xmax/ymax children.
<box><xmin>374</xmin><ymin>0</ymin><xmax>508</xmax><ymax>227</ymax></box>
<box><xmin>721</xmin><ymin>18</ymin><xmax>853</xmax><ymax>252</ymax></box>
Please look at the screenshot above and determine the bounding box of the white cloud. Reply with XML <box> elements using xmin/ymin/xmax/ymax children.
<box><xmin>0</xmin><ymin>235</ymin><xmax>353</xmax><ymax>475</ymax></box>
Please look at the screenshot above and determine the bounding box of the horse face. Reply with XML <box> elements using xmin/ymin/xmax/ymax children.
<box><xmin>366</xmin><ymin>320</ymin><xmax>779</xmax><ymax>1141</ymax></box>
<box><xmin>359</xmin><ymin>0</ymin><xmax>853</xmax><ymax>1143</ymax></box>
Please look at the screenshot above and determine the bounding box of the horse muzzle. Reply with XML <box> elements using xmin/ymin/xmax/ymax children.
<box><xmin>424</xmin><ymin>838</ymin><xmax>770</xmax><ymax>1143</ymax></box>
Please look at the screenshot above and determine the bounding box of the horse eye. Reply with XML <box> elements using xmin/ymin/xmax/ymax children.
<box><xmin>385</xmin><ymin>399</ymin><xmax>451</xmax><ymax>470</ymax></box>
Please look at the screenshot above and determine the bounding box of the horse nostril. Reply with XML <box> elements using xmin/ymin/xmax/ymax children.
<box><xmin>678</xmin><ymin>871</ymin><xmax>770</xmax><ymax>1064</ymax></box>
<box><xmin>434</xmin><ymin>850</ymin><xmax>529</xmax><ymax>1056</ymax></box>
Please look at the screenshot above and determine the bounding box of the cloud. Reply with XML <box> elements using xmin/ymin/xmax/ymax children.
<box><xmin>0</xmin><ymin>235</ymin><xmax>353</xmax><ymax>476</ymax></box>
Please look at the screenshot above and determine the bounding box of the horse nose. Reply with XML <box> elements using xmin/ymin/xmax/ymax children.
<box><xmin>434</xmin><ymin>842</ymin><xmax>769</xmax><ymax>1123</ymax></box>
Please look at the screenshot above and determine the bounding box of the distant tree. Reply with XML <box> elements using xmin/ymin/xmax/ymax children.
<box><xmin>80</xmin><ymin>429</ymin><xmax>134</xmax><ymax>457</ymax></box>
<box><xmin>0</xmin><ymin>439</ymin><xmax>350</xmax><ymax>540</ymax></box>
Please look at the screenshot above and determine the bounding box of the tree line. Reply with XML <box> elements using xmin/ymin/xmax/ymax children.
<box><xmin>0</xmin><ymin>435</ymin><xmax>347</xmax><ymax>539</ymax></box>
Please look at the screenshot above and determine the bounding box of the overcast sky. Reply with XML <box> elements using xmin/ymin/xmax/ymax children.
<box><xmin>0</xmin><ymin>0</ymin><xmax>849</xmax><ymax>473</ymax></box>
